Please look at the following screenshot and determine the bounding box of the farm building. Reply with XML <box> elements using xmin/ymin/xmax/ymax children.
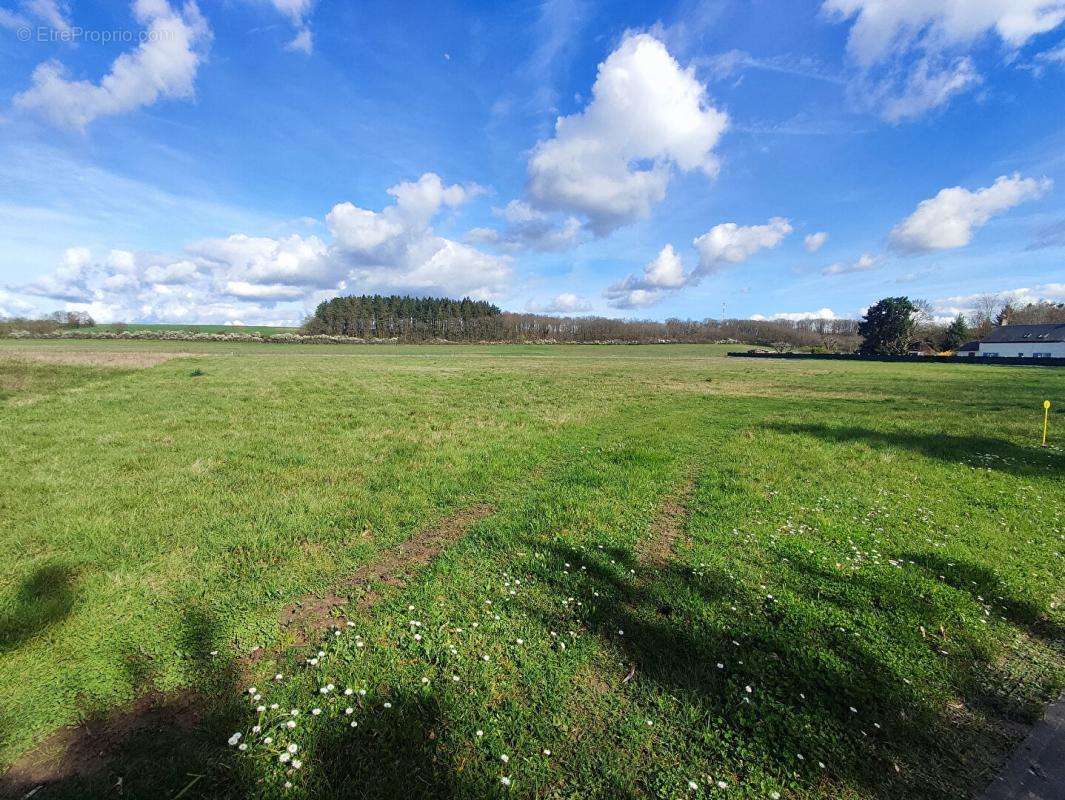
<box><xmin>959</xmin><ymin>324</ymin><xmax>1065</xmax><ymax>358</ymax></box>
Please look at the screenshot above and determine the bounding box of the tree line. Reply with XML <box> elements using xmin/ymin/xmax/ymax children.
<box><xmin>300</xmin><ymin>295</ymin><xmax>503</xmax><ymax>339</ymax></box>
<box><xmin>6</xmin><ymin>293</ymin><xmax>1061</xmax><ymax>351</ymax></box>
<box><xmin>299</xmin><ymin>294</ymin><xmax>862</xmax><ymax>348</ymax></box>
<box><xmin>0</xmin><ymin>310</ymin><xmax>95</xmax><ymax>336</ymax></box>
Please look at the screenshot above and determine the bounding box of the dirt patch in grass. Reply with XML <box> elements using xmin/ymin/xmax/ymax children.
<box><xmin>279</xmin><ymin>504</ymin><xmax>494</xmax><ymax>639</ymax></box>
<box><xmin>0</xmin><ymin>690</ymin><xmax>203</xmax><ymax>797</ymax></box>
<box><xmin>0</xmin><ymin>348</ymin><xmax>190</xmax><ymax>369</ymax></box>
<box><xmin>635</xmin><ymin>480</ymin><xmax>695</xmax><ymax>569</ymax></box>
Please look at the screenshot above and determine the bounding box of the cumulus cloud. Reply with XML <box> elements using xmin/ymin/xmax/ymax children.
<box><xmin>527</xmin><ymin>32</ymin><xmax>728</xmax><ymax>234</ymax></box>
<box><xmin>14</xmin><ymin>1</ymin><xmax>210</xmax><ymax>129</ymax></box>
<box><xmin>890</xmin><ymin>173</ymin><xmax>1052</xmax><ymax>253</ymax></box>
<box><xmin>750</xmin><ymin>307</ymin><xmax>837</xmax><ymax>321</ymax></box>
<box><xmin>605</xmin><ymin>218</ymin><xmax>791</xmax><ymax>309</ymax></box>
<box><xmin>190</xmin><ymin>233</ymin><xmax>332</xmax><ymax>287</ymax></box>
<box><xmin>527</xmin><ymin>293</ymin><xmax>593</xmax><ymax>314</ymax></box>
<box><xmin>693</xmin><ymin>217</ymin><xmax>792</xmax><ymax>273</ymax></box>
<box><xmin>823</xmin><ymin>0</ymin><xmax>1065</xmax><ymax>120</ymax></box>
<box><xmin>824</xmin><ymin>0</ymin><xmax>1065</xmax><ymax>66</ymax></box>
<box><xmin>821</xmin><ymin>252</ymin><xmax>880</xmax><ymax>275</ymax></box>
<box><xmin>604</xmin><ymin>244</ymin><xmax>687</xmax><ymax>308</ymax></box>
<box><xmin>11</xmin><ymin>172</ymin><xmax>510</xmax><ymax>323</ymax></box>
<box><xmin>466</xmin><ymin>201</ymin><xmax>585</xmax><ymax>252</ymax></box>
<box><xmin>804</xmin><ymin>231</ymin><xmax>829</xmax><ymax>253</ymax></box>
<box><xmin>322</xmin><ymin>173</ymin><xmax>506</xmax><ymax>297</ymax></box>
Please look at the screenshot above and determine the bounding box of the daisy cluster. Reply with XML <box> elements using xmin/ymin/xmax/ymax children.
<box><xmin>223</xmin><ymin>536</ymin><xmax>911</xmax><ymax>797</ymax></box>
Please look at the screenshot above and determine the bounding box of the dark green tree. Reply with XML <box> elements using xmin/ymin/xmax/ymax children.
<box><xmin>857</xmin><ymin>297</ymin><xmax>918</xmax><ymax>355</ymax></box>
<box><xmin>302</xmin><ymin>294</ymin><xmax>502</xmax><ymax>339</ymax></box>
<box><xmin>943</xmin><ymin>314</ymin><xmax>971</xmax><ymax>351</ymax></box>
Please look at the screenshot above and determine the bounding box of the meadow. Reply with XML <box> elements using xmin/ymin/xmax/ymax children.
<box><xmin>0</xmin><ymin>340</ymin><xmax>1062</xmax><ymax>800</ymax></box>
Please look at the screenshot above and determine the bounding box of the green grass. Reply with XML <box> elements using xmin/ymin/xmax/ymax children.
<box><xmin>0</xmin><ymin>342</ymin><xmax>1062</xmax><ymax>799</ymax></box>
<box><xmin>0</xmin><ymin>359</ymin><xmax>136</xmax><ymax>403</ymax></box>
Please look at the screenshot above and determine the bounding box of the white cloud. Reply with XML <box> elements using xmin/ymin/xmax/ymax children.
<box><xmin>603</xmin><ymin>287</ymin><xmax>665</xmax><ymax>310</ymax></box>
<box><xmin>804</xmin><ymin>231</ymin><xmax>829</xmax><ymax>252</ymax></box>
<box><xmin>496</xmin><ymin>200</ymin><xmax>546</xmax><ymax>224</ymax></box>
<box><xmin>702</xmin><ymin>49</ymin><xmax>845</xmax><ymax>84</ymax></box>
<box><xmin>527</xmin><ymin>292</ymin><xmax>593</xmax><ymax>314</ymax></box>
<box><xmin>641</xmin><ymin>243</ymin><xmax>688</xmax><ymax>288</ymax></box>
<box><xmin>821</xmin><ymin>252</ymin><xmax>880</xmax><ymax>275</ymax></box>
<box><xmin>11</xmin><ymin>172</ymin><xmax>510</xmax><ymax>322</ymax></box>
<box><xmin>890</xmin><ymin>173</ymin><xmax>1052</xmax><ymax>253</ymax></box>
<box><xmin>527</xmin><ymin>32</ymin><xmax>728</xmax><ymax>234</ymax></box>
<box><xmin>268</xmin><ymin>0</ymin><xmax>313</xmax><ymax>21</ymax></box>
<box><xmin>466</xmin><ymin>217</ymin><xmax>584</xmax><ymax>253</ymax></box>
<box><xmin>604</xmin><ymin>244</ymin><xmax>688</xmax><ymax>309</ymax></box>
<box><xmin>823</xmin><ymin>0</ymin><xmax>1065</xmax><ymax>67</ymax></box>
<box><xmin>256</xmin><ymin>0</ymin><xmax>315</xmax><ymax>53</ymax></box>
<box><xmin>0</xmin><ymin>1</ymin><xmax>71</xmax><ymax>31</ymax></box>
<box><xmin>605</xmin><ymin>218</ymin><xmax>791</xmax><ymax>309</ymax></box>
<box><xmin>823</xmin><ymin>0</ymin><xmax>1065</xmax><ymax>121</ymax></box>
<box><xmin>933</xmin><ymin>283</ymin><xmax>1065</xmax><ymax>317</ymax></box>
<box><xmin>285</xmin><ymin>27</ymin><xmax>313</xmax><ymax>54</ymax></box>
<box><xmin>878</xmin><ymin>56</ymin><xmax>979</xmax><ymax>123</ymax></box>
<box><xmin>751</xmin><ymin>307</ymin><xmax>837</xmax><ymax>321</ymax></box>
<box><xmin>19</xmin><ymin>0</ymin><xmax>71</xmax><ymax>30</ymax></box>
<box><xmin>191</xmin><ymin>233</ymin><xmax>332</xmax><ymax>287</ymax></box>
<box><xmin>1037</xmin><ymin>42</ymin><xmax>1065</xmax><ymax>63</ymax></box>
<box><xmin>223</xmin><ymin>280</ymin><xmax>308</xmax><ymax>300</ymax></box>
<box><xmin>323</xmin><ymin>174</ymin><xmax>504</xmax><ymax>297</ymax></box>
<box><xmin>0</xmin><ymin>288</ymin><xmax>39</xmax><ymax>319</ymax></box>
<box><xmin>14</xmin><ymin>1</ymin><xmax>210</xmax><ymax>129</ymax></box>
<box><xmin>693</xmin><ymin>217</ymin><xmax>792</xmax><ymax>273</ymax></box>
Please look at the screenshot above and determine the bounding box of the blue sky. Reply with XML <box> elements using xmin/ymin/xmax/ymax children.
<box><xmin>1</xmin><ymin>0</ymin><xmax>1064</xmax><ymax>325</ymax></box>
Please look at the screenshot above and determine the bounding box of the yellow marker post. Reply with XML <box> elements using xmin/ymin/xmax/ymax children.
<box><xmin>1043</xmin><ymin>400</ymin><xmax>1052</xmax><ymax>448</ymax></box>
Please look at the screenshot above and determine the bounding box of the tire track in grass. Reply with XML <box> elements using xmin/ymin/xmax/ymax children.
<box><xmin>0</xmin><ymin>506</ymin><xmax>495</xmax><ymax>796</ymax></box>
<box><xmin>278</xmin><ymin>504</ymin><xmax>495</xmax><ymax>641</ymax></box>
<box><xmin>635</xmin><ymin>477</ymin><xmax>696</xmax><ymax>572</ymax></box>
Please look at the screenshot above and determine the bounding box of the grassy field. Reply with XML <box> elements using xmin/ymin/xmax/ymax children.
<box><xmin>0</xmin><ymin>340</ymin><xmax>1062</xmax><ymax>799</ymax></box>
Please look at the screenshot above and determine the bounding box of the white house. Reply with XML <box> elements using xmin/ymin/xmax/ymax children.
<box><xmin>959</xmin><ymin>323</ymin><xmax>1065</xmax><ymax>358</ymax></box>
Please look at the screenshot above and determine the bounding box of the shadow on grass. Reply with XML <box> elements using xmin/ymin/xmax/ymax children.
<box><xmin>527</xmin><ymin>538</ymin><xmax>1060</xmax><ymax>800</ymax></box>
<box><xmin>904</xmin><ymin>552</ymin><xmax>1065</xmax><ymax>645</ymax></box>
<box><xmin>0</xmin><ymin>564</ymin><xmax>80</xmax><ymax>654</ymax></box>
<box><xmin>767</xmin><ymin>422</ymin><xmax>1063</xmax><ymax>477</ymax></box>
<box><xmin>0</xmin><ymin>607</ymin><xmax>250</xmax><ymax>800</ymax></box>
<box><xmin>307</xmin><ymin>692</ymin><xmax>477</xmax><ymax>800</ymax></box>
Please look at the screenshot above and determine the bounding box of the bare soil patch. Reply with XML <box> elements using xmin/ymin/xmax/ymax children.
<box><xmin>635</xmin><ymin>480</ymin><xmax>695</xmax><ymax>569</ymax></box>
<box><xmin>0</xmin><ymin>691</ymin><xmax>203</xmax><ymax>798</ymax></box>
<box><xmin>280</xmin><ymin>504</ymin><xmax>494</xmax><ymax>638</ymax></box>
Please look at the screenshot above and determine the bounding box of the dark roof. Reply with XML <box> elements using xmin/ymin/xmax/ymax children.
<box><xmin>979</xmin><ymin>324</ymin><xmax>1065</xmax><ymax>344</ymax></box>
<box><xmin>956</xmin><ymin>340</ymin><xmax>980</xmax><ymax>351</ymax></box>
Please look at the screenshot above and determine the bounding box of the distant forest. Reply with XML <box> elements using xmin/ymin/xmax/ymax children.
<box><xmin>7</xmin><ymin>294</ymin><xmax>1061</xmax><ymax>351</ymax></box>
<box><xmin>300</xmin><ymin>294</ymin><xmax>862</xmax><ymax>349</ymax></box>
